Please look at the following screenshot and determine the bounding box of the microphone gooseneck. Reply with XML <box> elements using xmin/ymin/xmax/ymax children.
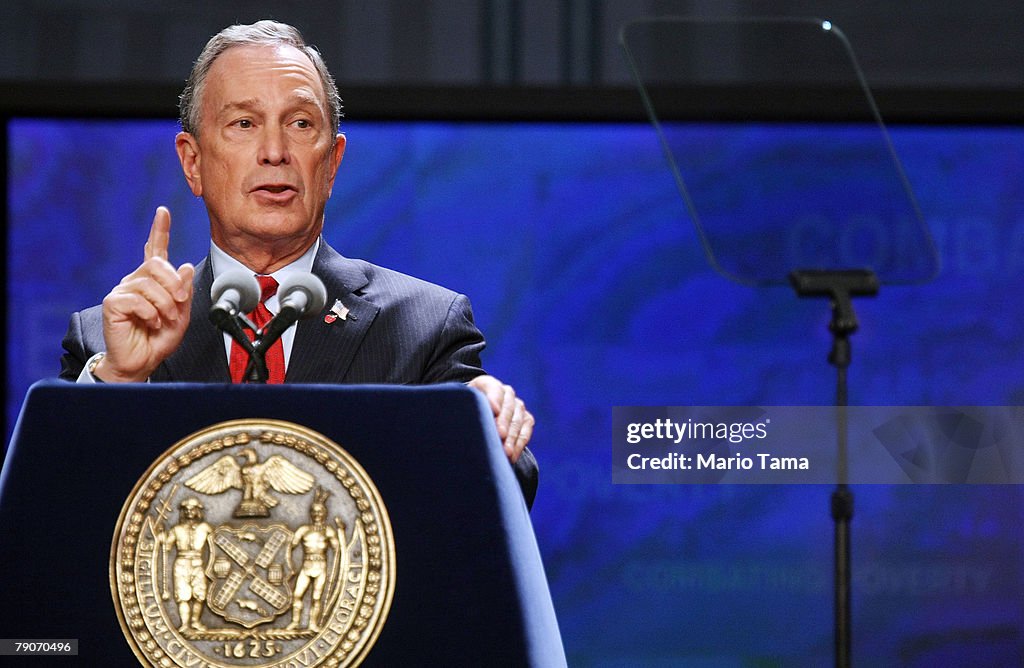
<box><xmin>209</xmin><ymin>270</ymin><xmax>327</xmax><ymax>384</ymax></box>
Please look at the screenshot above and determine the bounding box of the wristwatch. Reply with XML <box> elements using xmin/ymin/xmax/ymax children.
<box><xmin>86</xmin><ymin>352</ymin><xmax>107</xmax><ymax>382</ymax></box>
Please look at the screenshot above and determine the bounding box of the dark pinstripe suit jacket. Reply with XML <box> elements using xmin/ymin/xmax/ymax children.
<box><xmin>59</xmin><ymin>240</ymin><xmax>538</xmax><ymax>504</ymax></box>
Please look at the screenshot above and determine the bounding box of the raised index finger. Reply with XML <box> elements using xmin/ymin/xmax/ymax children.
<box><xmin>144</xmin><ymin>206</ymin><xmax>172</xmax><ymax>262</ymax></box>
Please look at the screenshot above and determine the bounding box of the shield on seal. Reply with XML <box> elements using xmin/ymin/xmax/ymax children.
<box><xmin>205</xmin><ymin>523</ymin><xmax>295</xmax><ymax>628</ymax></box>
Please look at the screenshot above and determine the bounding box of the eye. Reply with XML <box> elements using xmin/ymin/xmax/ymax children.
<box><xmin>235</xmin><ymin>119</ymin><xmax>253</xmax><ymax>129</ymax></box>
<box><xmin>294</xmin><ymin>119</ymin><xmax>312</xmax><ymax>129</ymax></box>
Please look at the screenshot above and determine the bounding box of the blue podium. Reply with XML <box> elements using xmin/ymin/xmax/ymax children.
<box><xmin>0</xmin><ymin>381</ymin><xmax>565</xmax><ymax>666</ymax></box>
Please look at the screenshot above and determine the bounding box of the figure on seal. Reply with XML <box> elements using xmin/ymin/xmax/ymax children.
<box><xmin>288</xmin><ymin>487</ymin><xmax>341</xmax><ymax>631</ymax></box>
<box><xmin>156</xmin><ymin>497</ymin><xmax>215</xmax><ymax>633</ymax></box>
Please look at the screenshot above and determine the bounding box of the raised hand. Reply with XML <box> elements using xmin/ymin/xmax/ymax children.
<box><xmin>94</xmin><ymin>207</ymin><xmax>195</xmax><ymax>382</ymax></box>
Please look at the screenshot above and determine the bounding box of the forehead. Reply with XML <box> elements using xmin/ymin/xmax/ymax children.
<box><xmin>203</xmin><ymin>44</ymin><xmax>326</xmax><ymax>114</ymax></box>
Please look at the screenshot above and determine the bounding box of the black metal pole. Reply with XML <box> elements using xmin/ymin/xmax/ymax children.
<box><xmin>832</xmin><ymin>342</ymin><xmax>852</xmax><ymax>668</ymax></box>
<box><xmin>790</xmin><ymin>269</ymin><xmax>878</xmax><ymax>668</ymax></box>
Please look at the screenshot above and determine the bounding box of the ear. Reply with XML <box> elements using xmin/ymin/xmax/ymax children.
<box><xmin>175</xmin><ymin>131</ymin><xmax>203</xmax><ymax>197</ymax></box>
<box><xmin>326</xmin><ymin>133</ymin><xmax>346</xmax><ymax>195</ymax></box>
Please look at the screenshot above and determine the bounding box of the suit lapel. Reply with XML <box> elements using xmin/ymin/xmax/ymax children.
<box><xmin>286</xmin><ymin>242</ymin><xmax>380</xmax><ymax>383</ymax></box>
<box><xmin>156</xmin><ymin>258</ymin><xmax>232</xmax><ymax>382</ymax></box>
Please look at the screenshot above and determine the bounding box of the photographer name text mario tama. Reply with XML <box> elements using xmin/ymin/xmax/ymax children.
<box><xmin>627</xmin><ymin>451</ymin><xmax>810</xmax><ymax>471</ymax></box>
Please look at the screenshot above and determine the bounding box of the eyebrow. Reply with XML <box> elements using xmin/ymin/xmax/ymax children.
<box><xmin>289</xmin><ymin>91</ymin><xmax>322</xmax><ymax>109</ymax></box>
<box><xmin>218</xmin><ymin>93</ymin><xmax>323</xmax><ymax>118</ymax></box>
<box><xmin>219</xmin><ymin>99</ymin><xmax>263</xmax><ymax>116</ymax></box>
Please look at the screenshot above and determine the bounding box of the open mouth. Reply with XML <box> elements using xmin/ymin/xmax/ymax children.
<box><xmin>251</xmin><ymin>184</ymin><xmax>298</xmax><ymax>203</ymax></box>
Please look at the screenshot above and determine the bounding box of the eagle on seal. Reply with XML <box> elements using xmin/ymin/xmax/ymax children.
<box><xmin>185</xmin><ymin>448</ymin><xmax>315</xmax><ymax>518</ymax></box>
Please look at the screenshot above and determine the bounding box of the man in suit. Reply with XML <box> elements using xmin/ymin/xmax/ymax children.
<box><xmin>59</xmin><ymin>20</ymin><xmax>537</xmax><ymax>502</ymax></box>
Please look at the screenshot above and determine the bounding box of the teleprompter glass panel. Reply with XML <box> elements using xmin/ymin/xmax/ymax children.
<box><xmin>620</xmin><ymin>17</ymin><xmax>939</xmax><ymax>286</ymax></box>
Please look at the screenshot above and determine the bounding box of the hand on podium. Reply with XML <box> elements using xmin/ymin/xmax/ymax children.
<box><xmin>467</xmin><ymin>375</ymin><xmax>535</xmax><ymax>463</ymax></box>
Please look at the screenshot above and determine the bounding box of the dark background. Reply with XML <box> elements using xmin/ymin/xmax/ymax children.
<box><xmin>4</xmin><ymin>0</ymin><xmax>1024</xmax><ymax>122</ymax></box>
<box><xmin>4</xmin><ymin>2</ymin><xmax>1024</xmax><ymax>665</ymax></box>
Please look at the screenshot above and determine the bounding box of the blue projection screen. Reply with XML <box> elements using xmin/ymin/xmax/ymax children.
<box><xmin>7</xmin><ymin>118</ymin><xmax>1024</xmax><ymax>664</ymax></box>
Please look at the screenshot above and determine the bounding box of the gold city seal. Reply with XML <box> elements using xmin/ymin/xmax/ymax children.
<box><xmin>111</xmin><ymin>419</ymin><xmax>395</xmax><ymax>667</ymax></box>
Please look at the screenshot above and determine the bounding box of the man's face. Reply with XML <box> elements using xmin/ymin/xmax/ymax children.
<box><xmin>176</xmin><ymin>44</ymin><xmax>345</xmax><ymax>264</ymax></box>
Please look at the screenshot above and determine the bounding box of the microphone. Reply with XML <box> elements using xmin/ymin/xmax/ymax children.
<box><xmin>277</xmin><ymin>272</ymin><xmax>328</xmax><ymax>318</ymax></box>
<box><xmin>208</xmin><ymin>270</ymin><xmax>325</xmax><ymax>384</ymax></box>
<box><xmin>209</xmin><ymin>270</ymin><xmax>262</xmax><ymax>379</ymax></box>
<box><xmin>209</xmin><ymin>269</ymin><xmax>261</xmax><ymax>327</ymax></box>
<box><xmin>257</xmin><ymin>272</ymin><xmax>328</xmax><ymax>345</ymax></box>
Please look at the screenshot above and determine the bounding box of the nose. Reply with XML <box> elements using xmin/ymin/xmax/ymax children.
<box><xmin>257</xmin><ymin>125</ymin><xmax>290</xmax><ymax>165</ymax></box>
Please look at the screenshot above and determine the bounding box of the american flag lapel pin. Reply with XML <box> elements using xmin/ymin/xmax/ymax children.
<box><xmin>324</xmin><ymin>298</ymin><xmax>349</xmax><ymax>324</ymax></box>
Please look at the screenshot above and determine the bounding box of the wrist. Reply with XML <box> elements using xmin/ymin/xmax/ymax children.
<box><xmin>85</xmin><ymin>352</ymin><xmax>106</xmax><ymax>383</ymax></box>
<box><xmin>92</xmin><ymin>353</ymin><xmax>147</xmax><ymax>383</ymax></box>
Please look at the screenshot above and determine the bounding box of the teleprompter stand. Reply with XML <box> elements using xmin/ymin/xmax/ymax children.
<box><xmin>620</xmin><ymin>17</ymin><xmax>938</xmax><ymax>666</ymax></box>
<box><xmin>789</xmin><ymin>269</ymin><xmax>879</xmax><ymax>668</ymax></box>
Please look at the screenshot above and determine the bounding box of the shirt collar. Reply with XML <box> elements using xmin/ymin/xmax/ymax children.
<box><xmin>209</xmin><ymin>237</ymin><xmax>320</xmax><ymax>280</ymax></box>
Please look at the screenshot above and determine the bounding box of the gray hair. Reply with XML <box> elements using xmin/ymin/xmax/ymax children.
<box><xmin>179</xmin><ymin>20</ymin><xmax>341</xmax><ymax>136</ymax></box>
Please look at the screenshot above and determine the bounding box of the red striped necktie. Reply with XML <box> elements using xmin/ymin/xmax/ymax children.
<box><xmin>228</xmin><ymin>275</ymin><xmax>286</xmax><ymax>383</ymax></box>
